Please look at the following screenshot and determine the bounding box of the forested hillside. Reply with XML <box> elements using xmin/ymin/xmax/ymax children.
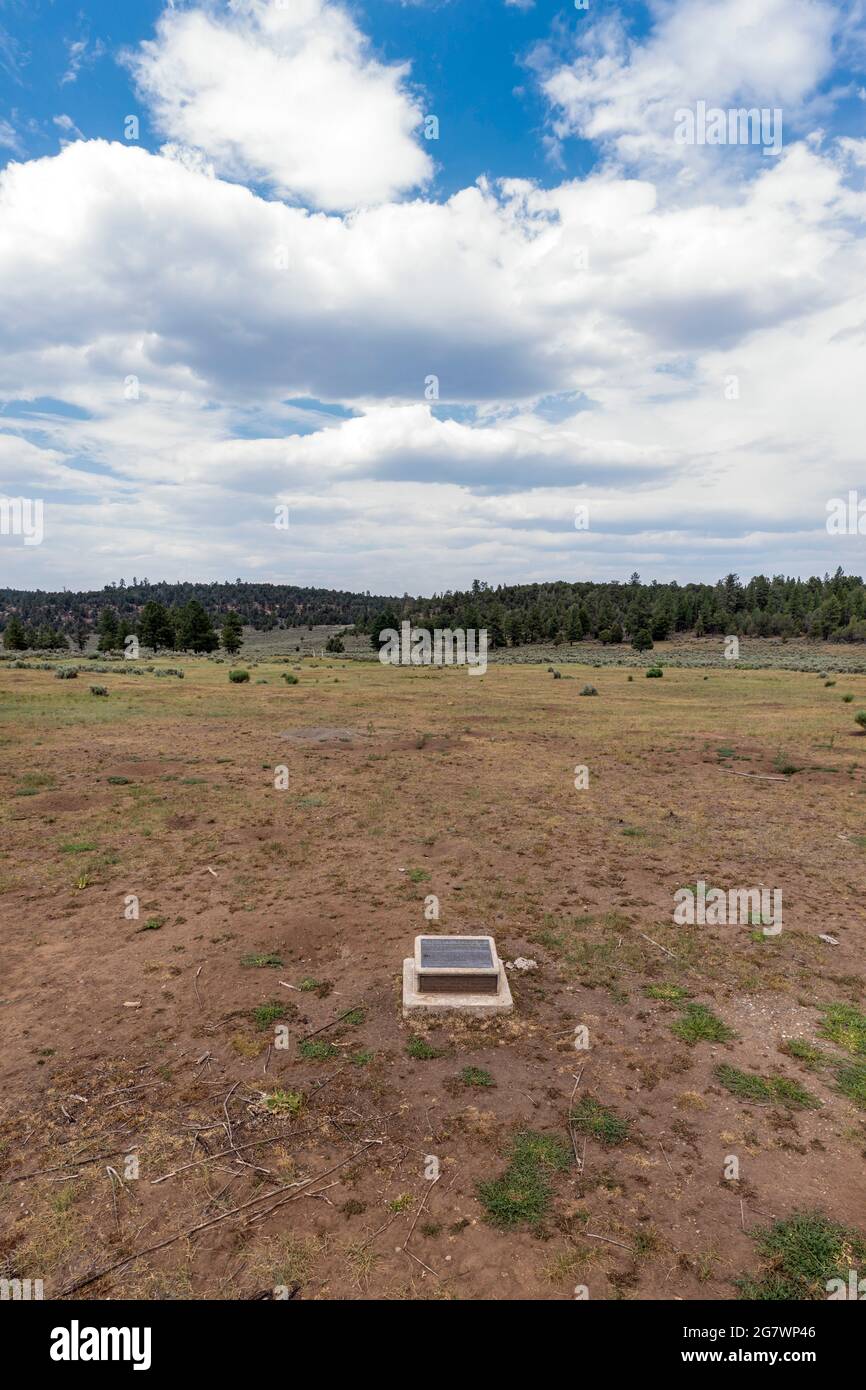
<box><xmin>1</xmin><ymin>569</ymin><xmax>865</xmax><ymax>651</ymax></box>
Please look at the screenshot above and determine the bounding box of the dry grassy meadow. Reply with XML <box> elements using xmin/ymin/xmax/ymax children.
<box><xmin>1</xmin><ymin>646</ymin><xmax>865</xmax><ymax>1300</ymax></box>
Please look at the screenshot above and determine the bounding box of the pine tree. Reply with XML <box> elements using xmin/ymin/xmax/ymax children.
<box><xmin>221</xmin><ymin>611</ymin><xmax>244</xmax><ymax>656</ymax></box>
<box><xmin>370</xmin><ymin>604</ymin><xmax>400</xmax><ymax>651</ymax></box>
<box><xmin>3</xmin><ymin>615</ymin><xmax>27</xmax><ymax>650</ymax></box>
<box><xmin>506</xmin><ymin>610</ymin><xmax>524</xmax><ymax>646</ymax></box>
<box><xmin>176</xmin><ymin>600</ymin><xmax>218</xmax><ymax>653</ymax></box>
<box><xmin>487</xmin><ymin>606</ymin><xmax>506</xmax><ymax>649</ymax></box>
<box><xmin>97</xmin><ymin>607</ymin><xmax>120</xmax><ymax>652</ymax></box>
<box><xmin>139</xmin><ymin>601</ymin><xmax>175</xmax><ymax>653</ymax></box>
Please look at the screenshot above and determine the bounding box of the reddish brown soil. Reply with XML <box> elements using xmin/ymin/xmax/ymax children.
<box><xmin>1</xmin><ymin>658</ymin><xmax>864</xmax><ymax>1300</ymax></box>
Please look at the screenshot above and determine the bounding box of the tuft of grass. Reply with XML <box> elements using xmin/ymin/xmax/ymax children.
<box><xmin>644</xmin><ymin>983</ymin><xmax>691</xmax><ymax>1001</ymax></box>
<box><xmin>240</xmin><ymin>952</ymin><xmax>284</xmax><ymax>969</ymax></box>
<box><xmin>298</xmin><ymin>1038</ymin><xmax>339</xmax><ymax>1061</ymax></box>
<box><xmin>569</xmin><ymin>1095</ymin><xmax>630</xmax><ymax>1146</ymax></box>
<box><xmin>270</xmin><ymin>1234</ymin><xmax>320</xmax><ymax>1288</ymax></box>
<box><xmin>137</xmin><ymin>916</ymin><xmax>165</xmax><ymax>932</ymax></box>
<box><xmin>107</xmin><ymin>775</ymin><xmax>131</xmax><ymax>785</ymax></box>
<box><xmin>835</xmin><ymin>1061</ymin><xmax>866</xmax><ymax>1108</ymax></box>
<box><xmin>459</xmin><ymin>1066</ymin><xmax>494</xmax><ymax>1088</ymax></box>
<box><xmin>59</xmin><ymin>841</ymin><xmax>96</xmax><ymax>854</ymax></box>
<box><xmin>773</xmin><ymin>752</ymin><xmax>802</xmax><ymax>776</ymax></box>
<box><xmin>406</xmin><ymin>1035</ymin><xmax>443</xmax><ymax>1060</ymax></box>
<box><xmin>671</xmin><ymin>1002</ymin><xmax>735</xmax><ymax>1045</ymax></box>
<box><xmin>298</xmin><ymin>977</ymin><xmax>332</xmax><ymax>997</ymax></box>
<box><xmin>477</xmin><ymin>1130</ymin><xmax>572</xmax><ymax>1229</ymax></box>
<box><xmin>342</xmin><ymin>1007</ymin><xmax>366</xmax><ymax>1026</ymax></box>
<box><xmin>252</xmin><ymin>1000</ymin><xmax>290</xmax><ymax>1030</ymax></box>
<box><xmin>579</xmin><ymin>684</ymin><xmax>598</xmax><ymax>696</ymax></box>
<box><xmin>228</xmin><ymin>669</ymin><xmax>250</xmax><ymax>683</ymax></box>
<box><xmin>779</xmin><ymin>1038</ymin><xmax>829</xmax><ymax>1070</ymax></box>
<box><xmin>817</xmin><ymin>1002</ymin><xmax>866</xmax><ymax>1056</ymax></box>
<box><xmin>264</xmin><ymin>1089</ymin><xmax>304</xmax><ymax>1114</ymax></box>
<box><xmin>645</xmin><ymin>666</ymin><xmax>663</xmax><ymax>678</ymax></box>
<box><xmin>714</xmin><ymin>1064</ymin><xmax>820</xmax><ymax>1109</ymax></box>
<box><xmin>407</xmin><ymin>867</ymin><xmax>430</xmax><ymax>883</ymax></box>
<box><xmin>736</xmin><ymin>1211</ymin><xmax>866</xmax><ymax>1300</ymax></box>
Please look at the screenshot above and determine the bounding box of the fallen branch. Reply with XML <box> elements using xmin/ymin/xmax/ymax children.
<box><xmin>300</xmin><ymin>1006</ymin><xmax>365</xmax><ymax>1044</ymax></box>
<box><xmin>150</xmin><ymin>1126</ymin><xmax>316</xmax><ymax>1184</ymax></box>
<box><xmin>403</xmin><ymin>1174</ymin><xmax>440</xmax><ymax>1251</ymax></box>
<box><xmin>59</xmin><ymin>1144</ymin><xmax>377</xmax><ymax>1298</ymax></box>
<box><xmin>245</xmin><ymin>1140</ymin><xmax>382</xmax><ymax>1225</ymax></box>
<box><xmin>639</xmin><ymin>932</ymin><xmax>677</xmax><ymax>960</ymax></box>
<box><xmin>586</xmin><ymin>1232</ymin><xmax>635</xmax><ymax>1253</ymax></box>
<box><xmin>10</xmin><ymin>1147</ymin><xmax>135</xmax><ymax>1183</ymax></box>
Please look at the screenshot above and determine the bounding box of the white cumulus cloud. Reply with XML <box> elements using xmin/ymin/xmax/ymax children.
<box><xmin>127</xmin><ymin>0</ymin><xmax>433</xmax><ymax>211</ymax></box>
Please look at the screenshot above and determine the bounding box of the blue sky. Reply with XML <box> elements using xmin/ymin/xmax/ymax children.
<box><xmin>1</xmin><ymin>1</ymin><xmax>616</xmax><ymax>187</ymax></box>
<box><xmin>1</xmin><ymin>0</ymin><xmax>865</xmax><ymax>592</ymax></box>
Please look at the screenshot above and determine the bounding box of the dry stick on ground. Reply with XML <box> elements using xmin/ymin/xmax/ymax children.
<box><xmin>245</xmin><ymin>1139</ymin><xmax>383</xmax><ymax>1226</ymax></box>
<box><xmin>199</xmin><ymin>1172</ymin><xmax>242</xmax><ymax>1217</ymax></box>
<box><xmin>308</xmin><ymin>1064</ymin><xmax>347</xmax><ymax>1095</ymax></box>
<box><xmin>568</xmin><ymin>1070</ymin><xmax>584</xmax><ymax>1170</ymax></box>
<box><xmin>59</xmin><ymin>1140</ymin><xmax>381</xmax><ymax>1298</ymax></box>
<box><xmin>658</xmin><ymin>1140</ymin><xmax>675</xmax><ymax>1176</ymax></box>
<box><xmin>404</xmin><ymin>1247</ymin><xmax>439</xmax><ymax>1280</ymax></box>
<box><xmin>194</xmin><ymin>965</ymin><xmax>204</xmax><ymax>1009</ymax></box>
<box><xmin>586</xmin><ymin>1232</ymin><xmax>636</xmax><ymax>1253</ymax></box>
<box><xmin>222</xmin><ymin>1081</ymin><xmax>240</xmax><ymax>1153</ymax></box>
<box><xmin>106</xmin><ymin>1167</ymin><xmax>121</xmax><ymax>1233</ymax></box>
<box><xmin>638</xmin><ymin>933</ymin><xmax>677</xmax><ymax>960</ymax></box>
<box><xmin>100</xmin><ymin>1081</ymin><xmax>158</xmax><ymax>1100</ymax></box>
<box><xmin>403</xmin><ymin>1174</ymin><xmax>440</xmax><ymax>1254</ymax></box>
<box><xmin>299</xmin><ymin>1006</ymin><xmax>365</xmax><ymax>1044</ymax></box>
<box><xmin>150</xmin><ymin>1126</ymin><xmax>318</xmax><ymax>1184</ymax></box>
<box><xmin>11</xmin><ymin>1146</ymin><xmax>139</xmax><ymax>1183</ymax></box>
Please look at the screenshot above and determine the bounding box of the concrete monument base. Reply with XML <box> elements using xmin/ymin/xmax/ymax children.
<box><xmin>402</xmin><ymin>956</ymin><xmax>513</xmax><ymax>1018</ymax></box>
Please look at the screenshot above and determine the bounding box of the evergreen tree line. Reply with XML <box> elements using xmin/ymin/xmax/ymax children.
<box><xmin>0</xmin><ymin>578</ymin><xmax>394</xmax><ymax>641</ymax></box>
<box><xmin>2</xmin><ymin>569</ymin><xmax>866</xmax><ymax>652</ymax></box>
<box><xmin>2</xmin><ymin>601</ymin><xmax>244</xmax><ymax>656</ymax></box>
<box><xmin>358</xmin><ymin>569</ymin><xmax>866</xmax><ymax>649</ymax></box>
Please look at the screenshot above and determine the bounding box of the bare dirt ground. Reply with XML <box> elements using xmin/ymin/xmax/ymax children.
<box><xmin>1</xmin><ymin>654</ymin><xmax>865</xmax><ymax>1300</ymax></box>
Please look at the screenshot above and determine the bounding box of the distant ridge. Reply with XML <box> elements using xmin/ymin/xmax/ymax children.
<box><xmin>2</xmin><ymin>570</ymin><xmax>865</xmax><ymax>646</ymax></box>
